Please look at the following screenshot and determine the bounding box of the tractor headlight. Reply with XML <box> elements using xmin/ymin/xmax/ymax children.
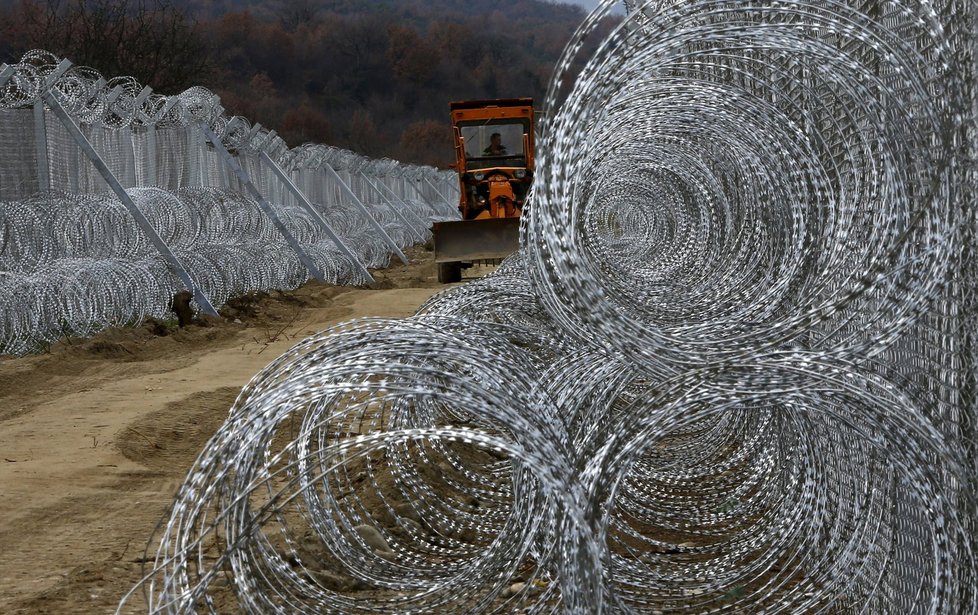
<box><xmin>472</xmin><ymin>171</ymin><xmax>485</xmax><ymax>181</ymax></box>
<box><xmin>514</xmin><ymin>169</ymin><xmax>526</xmax><ymax>179</ymax></box>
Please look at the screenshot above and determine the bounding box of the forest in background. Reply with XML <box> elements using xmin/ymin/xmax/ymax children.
<box><xmin>0</xmin><ymin>0</ymin><xmax>614</xmax><ymax>166</ymax></box>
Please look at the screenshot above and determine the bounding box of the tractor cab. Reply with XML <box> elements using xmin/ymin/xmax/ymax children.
<box><xmin>431</xmin><ymin>98</ymin><xmax>534</xmax><ymax>283</ymax></box>
<box><xmin>451</xmin><ymin>98</ymin><xmax>535</xmax><ymax>220</ymax></box>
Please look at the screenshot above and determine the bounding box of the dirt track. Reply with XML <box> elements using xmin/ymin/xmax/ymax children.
<box><xmin>0</xmin><ymin>247</ymin><xmax>474</xmax><ymax>614</ymax></box>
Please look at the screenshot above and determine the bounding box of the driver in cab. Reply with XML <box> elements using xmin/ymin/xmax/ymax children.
<box><xmin>483</xmin><ymin>132</ymin><xmax>507</xmax><ymax>156</ymax></box>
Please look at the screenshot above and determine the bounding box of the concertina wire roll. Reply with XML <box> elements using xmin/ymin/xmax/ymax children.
<box><xmin>0</xmin><ymin>49</ymin><xmax>459</xmax><ymax>355</ymax></box>
<box><xmin>117</xmin><ymin>0</ymin><xmax>978</xmax><ymax>613</ymax></box>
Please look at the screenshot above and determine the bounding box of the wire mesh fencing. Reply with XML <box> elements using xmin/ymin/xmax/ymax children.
<box><xmin>0</xmin><ymin>49</ymin><xmax>459</xmax><ymax>354</ymax></box>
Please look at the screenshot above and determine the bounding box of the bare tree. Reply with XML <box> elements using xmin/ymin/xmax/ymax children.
<box><xmin>4</xmin><ymin>0</ymin><xmax>212</xmax><ymax>93</ymax></box>
<box><xmin>277</xmin><ymin>0</ymin><xmax>320</xmax><ymax>33</ymax></box>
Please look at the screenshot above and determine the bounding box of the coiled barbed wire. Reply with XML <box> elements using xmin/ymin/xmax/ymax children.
<box><xmin>120</xmin><ymin>0</ymin><xmax>977</xmax><ymax>612</ymax></box>
<box><xmin>0</xmin><ymin>185</ymin><xmax>431</xmax><ymax>354</ymax></box>
<box><xmin>0</xmin><ymin>48</ymin><xmax>459</xmax><ymax>354</ymax></box>
<box><xmin>0</xmin><ymin>50</ymin><xmax>457</xmax><ymax>202</ymax></box>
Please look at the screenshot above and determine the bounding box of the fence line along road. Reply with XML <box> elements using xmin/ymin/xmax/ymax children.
<box><xmin>0</xmin><ymin>49</ymin><xmax>459</xmax><ymax>355</ymax></box>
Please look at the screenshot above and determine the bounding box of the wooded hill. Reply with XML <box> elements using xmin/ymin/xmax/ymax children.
<box><xmin>1</xmin><ymin>0</ymin><xmax>612</xmax><ymax>166</ymax></box>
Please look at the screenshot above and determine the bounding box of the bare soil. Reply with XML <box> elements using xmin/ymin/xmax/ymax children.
<box><xmin>0</xmin><ymin>247</ymin><xmax>489</xmax><ymax>614</ymax></box>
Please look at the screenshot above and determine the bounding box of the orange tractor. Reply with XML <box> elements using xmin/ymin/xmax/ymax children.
<box><xmin>432</xmin><ymin>98</ymin><xmax>535</xmax><ymax>283</ymax></box>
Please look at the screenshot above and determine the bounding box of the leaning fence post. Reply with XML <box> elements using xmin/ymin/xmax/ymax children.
<box><xmin>200</xmin><ymin>124</ymin><xmax>329</xmax><ymax>283</ymax></box>
<box><xmin>322</xmin><ymin>163</ymin><xmax>409</xmax><ymax>265</ymax></box>
<box><xmin>358</xmin><ymin>174</ymin><xmax>426</xmax><ymax>242</ymax></box>
<box><xmin>406</xmin><ymin>175</ymin><xmax>441</xmax><ymax>210</ymax></box>
<box><xmin>367</xmin><ymin>174</ymin><xmax>431</xmax><ymax>231</ymax></box>
<box><xmin>257</xmin><ymin>150</ymin><xmax>375</xmax><ymax>284</ymax></box>
<box><xmin>405</xmin><ymin>176</ymin><xmax>426</xmax><ymax>202</ymax></box>
<box><xmin>42</xmin><ymin>83</ymin><xmax>220</xmax><ymax>316</ymax></box>
<box><xmin>423</xmin><ymin>175</ymin><xmax>456</xmax><ymax>209</ymax></box>
<box><xmin>0</xmin><ymin>64</ymin><xmax>14</xmax><ymax>87</ymax></box>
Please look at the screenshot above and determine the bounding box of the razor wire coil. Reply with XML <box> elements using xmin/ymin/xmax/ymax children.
<box><xmin>0</xmin><ymin>46</ymin><xmax>459</xmax><ymax>355</ymax></box>
<box><xmin>119</xmin><ymin>0</ymin><xmax>977</xmax><ymax>612</ymax></box>
<box><xmin>0</xmin><ymin>0</ymin><xmax>944</xmax><ymax>609</ymax></box>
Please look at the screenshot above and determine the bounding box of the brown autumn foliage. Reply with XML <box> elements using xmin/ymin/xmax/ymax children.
<box><xmin>0</xmin><ymin>0</ymin><xmax>616</xmax><ymax>167</ymax></box>
<box><xmin>400</xmin><ymin>120</ymin><xmax>454</xmax><ymax>166</ymax></box>
<box><xmin>281</xmin><ymin>104</ymin><xmax>332</xmax><ymax>145</ymax></box>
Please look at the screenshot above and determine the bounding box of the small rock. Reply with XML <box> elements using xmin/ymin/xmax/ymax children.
<box><xmin>399</xmin><ymin>517</ymin><xmax>425</xmax><ymax>535</ymax></box>
<box><xmin>312</xmin><ymin>569</ymin><xmax>358</xmax><ymax>591</ymax></box>
<box><xmin>194</xmin><ymin>314</ymin><xmax>222</xmax><ymax>328</ymax></box>
<box><xmin>394</xmin><ymin>501</ymin><xmax>421</xmax><ymax>522</ymax></box>
<box><xmin>233</xmin><ymin>318</ymin><xmax>242</xmax><ymax>324</ymax></box>
<box><xmin>371</xmin><ymin>506</ymin><xmax>395</xmax><ymax>526</ymax></box>
<box><xmin>455</xmin><ymin>527</ymin><xmax>478</xmax><ymax>543</ymax></box>
<box><xmin>500</xmin><ymin>582</ymin><xmax>526</xmax><ymax>598</ymax></box>
<box><xmin>354</xmin><ymin>524</ymin><xmax>391</xmax><ymax>553</ymax></box>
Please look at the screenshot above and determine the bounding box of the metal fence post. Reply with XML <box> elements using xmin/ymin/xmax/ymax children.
<box><xmin>42</xmin><ymin>87</ymin><xmax>220</xmax><ymax>317</ymax></box>
<box><xmin>258</xmin><ymin>151</ymin><xmax>375</xmax><ymax>284</ymax></box>
<box><xmin>322</xmin><ymin>163</ymin><xmax>409</xmax><ymax>265</ymax></box>
<box><xmin>0</xmin><ymin>64</ymin><xmax>14</xmax><ymax>87</ymax></box>
<box><xmin>423</xmin><ymin>175</ymin><xmax>456</xmax><ymax>209</ymax></box>
<box><xmin>358</xmin><ymin>174</ymin><xmax>427</xmax><ymax>242</ymax></box>
<box><xmin>200</xmin><ymin>124</ymin><xmax>329</xmax><ymax>283</ymax></box>
<box><xmin>366</xmin><ymin>174</ymin><xmax>431</xmax><ymax>231</ymax></box>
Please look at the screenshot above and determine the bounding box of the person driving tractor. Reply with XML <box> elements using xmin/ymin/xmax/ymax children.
<box><xmin>483</xmin><ymin>132</ymin><xmax>507</xmax><ymax>156</ymax></box>
<box><xmin>433</xmin><ymin>98</ymin><xmax>534</xmax><ymax>283</ymax></box>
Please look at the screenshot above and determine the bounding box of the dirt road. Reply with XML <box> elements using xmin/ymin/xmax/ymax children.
<box><xmin>0</xmin><ymin>248</ymin><xmax>470</xmax><ymax>614</ymax></box>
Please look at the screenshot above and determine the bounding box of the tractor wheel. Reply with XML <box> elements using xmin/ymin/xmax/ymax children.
<box><xmin>437</xmin><ymin>262</ymin><xmax>462</xmax><ymax>283</ymax></box>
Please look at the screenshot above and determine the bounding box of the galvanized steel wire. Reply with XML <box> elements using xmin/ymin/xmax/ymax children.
<box><xmin>0</xmin><ymin>188</ymin><xmax>365</xmax><ymax>353</ymax></box>
<box><xmin>0</xmin><ymin>51</ymin><xmax>458</xmax><ymax>354</ymax></box>
<box><xmin>120</xmin><ymin>0</ymin><xmax>977</xmax><ymax>611</ymax></box>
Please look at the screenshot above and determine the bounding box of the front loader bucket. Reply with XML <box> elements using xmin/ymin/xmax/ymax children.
<box><xmin>432</xmin><ymin>217</ymin><xmax>521</xmax><ymax>263</ymax></box>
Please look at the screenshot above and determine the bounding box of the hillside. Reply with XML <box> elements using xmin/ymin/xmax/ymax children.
<box><xmin>0</xmin><ymin>0</ymin><xmax>611</xmax><ymax>166</ymax></box>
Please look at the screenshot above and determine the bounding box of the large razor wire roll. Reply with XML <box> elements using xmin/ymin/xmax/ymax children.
<box><xmin>582</xmin><ymin>355</ymin><xmax>976</xmax><ymax>613</ymax></box>
<box><xmin>120</xmin><ymin>317</ymin><xmax>600</xmax><ymax>614</ymax></box>
<box><xmin>0</xmin><ymin>187</ymin><xmax>367</xmax><ymax>354</ymax></box>
<box><xmin>521</xmin><ymin>0</ymin><xmax>976</xmax><ymax>612</ymax></box>
<box><xmin>526</xmin><ymin>0</ymin><xmax>961</xmax><ymax>370</ymax></box>
<box><xmin>118</xmin><ymin>0</ymin><xmax>978</xmax><ymax>611</ymax></box>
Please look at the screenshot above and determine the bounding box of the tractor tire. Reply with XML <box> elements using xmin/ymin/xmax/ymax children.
<box><xmin>437</xmin><ymin>262</ymin><xmax>462</xmax><ymax>284</ymax></box>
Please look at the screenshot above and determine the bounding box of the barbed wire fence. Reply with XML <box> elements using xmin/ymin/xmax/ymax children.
<box><xmin>0</xmin><ymin>0</ymin><xmax>965</xmax><ymax>612</ymax></box>
<box><xmin>0</xmin><ymin>49</ymin><xmax>459</xmax><ymax>355</ymax></box>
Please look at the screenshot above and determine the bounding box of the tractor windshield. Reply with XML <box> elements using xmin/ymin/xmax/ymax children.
<box><xmin>458</xmin><ymin>119</ymin><xmax>529</xmax><ymax>170</ymax></box>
